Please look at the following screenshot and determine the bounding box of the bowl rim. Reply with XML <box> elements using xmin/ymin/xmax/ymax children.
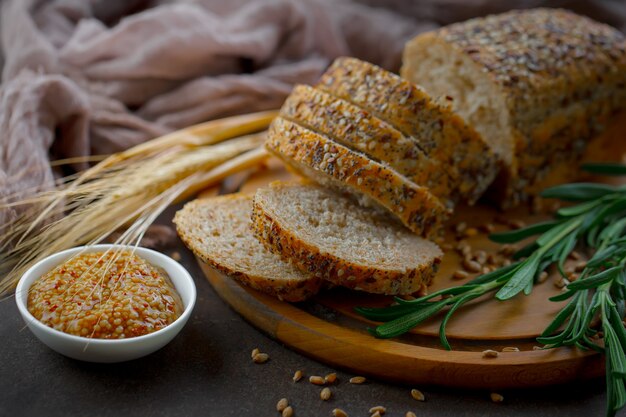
<box><xmin>15</xmin><ymin>244</ymin><xmax>196</xmax><ymax>345</ymax></box>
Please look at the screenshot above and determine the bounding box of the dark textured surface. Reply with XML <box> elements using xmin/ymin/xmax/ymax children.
<box><xmin>0</xmin><ymin>204</ymin><xmax>621</xmax><ymax>417</ymax></box>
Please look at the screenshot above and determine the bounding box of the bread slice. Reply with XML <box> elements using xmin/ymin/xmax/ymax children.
<box><xmin>173</xmin><ymin>194</ymin><xmax>321</xmax><ymax>302</ymax></box>
<box><xmin>401</xmin><ymin>8</ymin><xmax>626</xmax><ymax>206</ymax></box>
<box><xmin>317</xmin><ymin>57</ymin><xmax>498</xmax><ymax>203</ymax></box>
<box><xmin>252</xmin><ymin>182</ymin><xmax>443</xmax><ymax>295</ymax></box>
<box><xmin>266</xmin><ymin>117</ymin><xmax>450</xmax><ymax>237</ymax></box>
<box><xmin>280</xmin><ymin>84</ymin><xmax>461</xmax><ymax>203</ymax></box>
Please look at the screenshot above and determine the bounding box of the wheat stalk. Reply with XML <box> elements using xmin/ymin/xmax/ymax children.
<box><xmin>0</xmin><ymin>111</ymin><xmax>277</xmax><ymax>296</ymax></box>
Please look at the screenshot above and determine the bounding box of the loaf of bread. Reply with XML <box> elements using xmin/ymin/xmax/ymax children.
<box><xmin>318</xmin><ymin>57</ymin><xmax>499</xmax><ymax>204</ymax></box>
<box><xmin>266</xmin><ymin>117</ymin><xmax>450</xmax><ymax>237</ymax></box>
<box><xmin>402</xmin><ymin>8</ymin><xmax>626</xmax><ymax>206</ymax></box>
<box><xmin>280</xmin><ymin>84</ymin><xmax>462</xmax><ymax>204</ymax></box>
<box><xmin>173</xmin><ymin>194</ymin><xmax>321</xmax><ymax>302</ymax></box>
<box><xmin>252</xmin><ymin>182</ymin><xmax>443</xmax><ymax>294</ymax></box>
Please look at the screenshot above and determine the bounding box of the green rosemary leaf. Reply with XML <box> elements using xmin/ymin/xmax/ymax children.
<box><xmin>588</xmin><ymin>198</ymin><xmax>626</xmax><ymax>231</ymax></box>
<box><xmin>610</xmin><ymin>376</ymin><xmax>626</xmax><ymax>413</ymax></box>
<box><xmin>496</xmin><ymin>253</ymin><xmax>540</xmax><ymax>300</ymax></box>
<box><xmin>567</xmin><ymin>266</ymin><xmax>621</xmax><ymax>290</ymax></box>
<box><xmin>605</xmin><ymin>325</ymin><xmax>626</xmax><ymax>377</ymax></box>
<box><xmin>439</xmin><ymin>293</ymin><xmax>481</xmax><ymax>350</ymax></box>
<box><xmin>557</xmin><ymin>233</ymin><xmax>578</xmax><ymax>275</ymax></box>
<box><xmin>393</xmin><ymin>285</ymin><xmax>482</xmax><ymax>305</ymax></box>
<box><xmin>541</xmin><ymin>183</ymin><xmax>617</xmax><ymax>202</ymax></box>
<box><xmin>587</xmin><ymin>245</ymin><xmax>619</xmax><ymax>268</ymax></box>
<box><xmin>536</xmin><ymin>217</ymin><xmax>581</xmax><ymax>247</ymax></box>
<box><xmin>609</xmin><ymin>305</ymin><xmax>626</xmax><ymax>354</ymax></box>
<box><xmin>541</xmin><ymin>297</ymin><xmax>577</xmax><ymax>336</ymax></box>
<box><xmin>489</xmin><ymin>221</ymin><xmax>559</xmax><ymax>243</ymax></box>
<box><xmin>354</xmin><ymin>303</ymin><xmax>425</xmax><ymax>322</ymax></box>
<box><xmin>468</xmin><ymin>262</ymin><xmax>520</xmax><ymax>285</ymax></box>
<box><xmin>371</xmin><ymin>301</ymin><xmax>447</xmax><ymax>339</ymax></box>
<box><xmin>558</xmin><ymin>198</ymin><xmax>604</xmax><ymax>217</ymax></box>
<box><xmin>581</xmin><ymin>162</ymin><xmax>626</xmax><ymax>176</ymax></box>
<box><xmin>598</xmin><ymin>218</ymin><xmax>626</xmax><ymax>243</ymax></box>
<box><xmin>549</xmin><ymin>288</ymin><xmax>577</xmax><ymax>302</ymax></box>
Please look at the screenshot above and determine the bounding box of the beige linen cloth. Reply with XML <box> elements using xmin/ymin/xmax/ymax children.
<box><xmin>0</xmin><ymin>0</ymin><xmax>624</xmax><ymax>228</ymax></box>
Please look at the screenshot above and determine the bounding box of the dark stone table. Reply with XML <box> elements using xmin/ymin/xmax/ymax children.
<box><xmin>0</xmin><ymin>205</ymin><xmax>620</xmax><ymax>417</ymax></box>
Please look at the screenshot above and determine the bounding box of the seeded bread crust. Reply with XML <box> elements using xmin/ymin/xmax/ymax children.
<box><xmin>251</xmin><ymin>182</ymin><xmax>443</xmax><ymax>294</ymax></box>
<box><xmin>280</xmin><ymin>84</ymin><xmax>462</xmax><ymax>204</ymax></box>
<box><xmin>173</xmin><ymin>195</ymin><xmax>321</xmax><ymax>302</ymax></box>
<box><xmin>402</xmin><ymin>8</ymin><xmax>626</xmax><ymax>207</ymax></box>
<box><xmin>266</xmin><ymin>117</ymin><xmax>450</xmax><ymax>237</ymax></box>
<box><xmin>317</xmin><ymin>57</ymin><xmax>498</xmax><ymax>203</ymax></box>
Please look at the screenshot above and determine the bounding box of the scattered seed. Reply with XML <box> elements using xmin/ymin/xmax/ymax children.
<box><xmin>332</xmin><ymin>408</ymin><xmax>348</xmax><ymax>417</ymax></box>
<box><xmin>277</xmin><ymin>398</ymin><xmax>289</xmax><ymax>412</ymax></box>
<box><xmin>502</xmin><ymin>259</ymin><xmax>512</xmax><ymax>266</ymax></box>
<box><xmin>369</xmin><ymin>406</ymin><xmax>386</xmax><ymax>414</ymax></box>
<box><xmin>399</xmin><ymin>294</ymin><xmax>416</xmax><ymax>301</ymax></box>
<box><xmin>509</xmin><ymin>219</ymin><xmax>525</xmax><ymax>229</ymax></box>
<box><xmin>462</xmin><ymin>258</ymin><xmax>482</xmax><ymax>273</ymax></box>
<box><xmin>569</xmin><ymin>251</ymin><xmax>582</xmax><ymax>260</ymax></box>
<box><xmin>502</xmin><ymin>347</ymin><xmax>520</xmax><ymax>352</ymax></box>
<box><xmin>481</xmin><ymin>266</ymin><xmax>491</xmax><ymax>274</ymax></box>
<box><xmin>453</xmin><ymin>270</ymin><xmax>470</xmax><ymax>280</ymax></box>
<box><xmin>371</xmin><ymin>412</ymin><xmax>382</xmax><ymax>417</ymax></box>
<box><xmin>293</xmin><ymin>370</ymin><xmax>303</xmax><ymax>382</ymax></box>
<box><xmin>253</xmin><ymin>352</ymin><xmax>269</xmax><ymax>364</ymax></box>
<box><xmin>499</xmin><ymin>244</ymin><xmax>517</xmax><ymax>256</ymax></box>
<box><xmin>533</xmin><ymin>346</ymin><xmax>543</xmax><ymax>350</ymax></box>
<box><xmin>310</xmin><ymin>375</ymin><xmax>325</xmax><ymax>385</ymax></box>
<box><xmin>170</xmin><ymin>251</ymin><xmax>182</xmax><ymax>261</ymax></box>
<box><xmin>325</xmin><ymin>373</ymin><xmax>337</xmax><ymax>384</ymax></box>
<box><xmin>567</xmin><ymin>272</ymin><xmax>579</xmax><ymax>282</ymax></box>
<box><xmin>406</xmin><ymin>412</ymin><xmax>417</xmax><ymax>417</ymax></box>
<box><xmin>251</xmin><ymin>348</ymin><xmax>260</xmax><ymax>359</ymax></box>
<box><xmin>554</xmin><ymin>278</ymin><xmax>568</xmax><ymax>289</ymax></box>
<box><xmin>490</xmin><ymin>392</ymin><xmax>504</xmax><ymax>403</ymax></box>
<box><xmin>480</xmin><ymin>223</ymin><xmax>496</xmax><ymax>233</ymax></box>
<box><xmin>455</xmin><ymin>222</ymin><xmax>468</xmax><ymax>235</ymax></box>
<box><xmin>320</xmin><ymin>387</ymin><xmax>332</xmax><ymax>401</ymax></box>
<box><xmin>282</xmin><ymin>405</ymin><xmax>294</xmax><ymax>417</ymax></box>
<box><xmin>473</xmin><ymin>250</ymin><xmax>488</xmax><ymax>264</ymax></box>
<box><xmin>486</xmin><ymin>254</ymin><xmax>498</xmax><ymax>265</ymax></box>
<box><xmin>349</xmin><ymin>376</ymin><xmax>366</xmax><ymax>384</ymax></box>
<box><xmin>464</xmin><ymin>227</ymin><xmax>479</xmax><ymax>238</ymax></box>
<box><xmin>575</xmin><ymin>261</ymin><xmax>587</xmax><ymax>272</ymax></box>
<box><xmin>482</xmin><ymin>349</ymin><xmax>499</xmax><ymax>358</ymax></box>
<box><xmin>410</xmin><ymin>388</ymin><xmax>425</xmax><ymax>401</ymax></box>
<box><xmin>537</xmin><ymin>271</ymin><xmax>549</xmax><ymax>283</ymax></box>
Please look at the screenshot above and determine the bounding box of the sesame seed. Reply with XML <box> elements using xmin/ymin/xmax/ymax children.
<box><xmin>253</xmin><ymin>352</ymin><xmax>269</xmax><ymax>364</ymax></box>
<box><xmin>282</xmin><ymin>405</ymin><xmax>294</xmax><ymax>417</ymax></box>
<box><xmin>482</xmin><ymin>350</ymin><xmax>499</xmax><ymax>358</ymax></box>
<box><xmin>410</xmin><ymin>389</ymin><xmax>425</xmax><ymax>401</ymax></box>
<box><xmin>332</xmin><ymin>408</ymin><xmax>348</xmax><ymax>417</ymax></box>
<box><xmin>502</xmin><ymin>347</ymin><xmax>520</xmax><ymax>352</ymax></box>
<box><xmin>490</xmin><ymin>392</ymin><xmax>504</xmax><ymax>403</ymax></box>
<box><xmin>349</xmin><ymin>376</ymin><xmax>366</xmax><ymax>384</ymax></box>
<box><xmin>277</xmin><ymin>398</ymin><xmax>289</xmax><ymax>412</ymax></box>
<box><xmin>320</xmin><ymin>387</ymin><xmax>332</xmax><ymax>401</ymax></box>
<box><xmin>293</xmin><ymin>370</ymin><xmax>303</xmax><ymax>382</ymax></box>
<box><xmin>310</xmin><ymin>375</ymin><xmax>325</xmax><ymax>385</ymax></box>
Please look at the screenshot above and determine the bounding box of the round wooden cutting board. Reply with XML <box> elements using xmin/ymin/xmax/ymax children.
<box><xmin>196</xmin><ymin>114</ymin><xmax>625</xmax><ymax>389</ymax></box>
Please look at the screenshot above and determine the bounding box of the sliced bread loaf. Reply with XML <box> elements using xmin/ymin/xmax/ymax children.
<box><xmin>317</xmin><ymin>57</ymin><xmax>498</xmax><ymax>203</ymax></box>
<box><xmin>266</xmin><ymin>117</ymin><xmax>450</xmax><ymax>237</ymax></box>
<box><xmin>252</xmin><ymin>182</ymin><xmax>443</xmax><ymax>295</ymax></box>
<box><xmin>401</xmin><ymin>8</ymin><xmax>626</xmax><ymax>206</ymax></box>
<box><xmin>173</xmin><ymin>194</ymin><xmax>321</xmax><ymax>302</ymax></box>
<box><xmin>280</xmin><ymin>84</ymin><xmax>461</xmax><ymax>203</ymax></box>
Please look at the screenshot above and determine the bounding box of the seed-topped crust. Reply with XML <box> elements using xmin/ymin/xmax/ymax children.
<box><xmin>266</xmin><ymin>117</ymin><xmax>450</xmax><ymax>237</ymax></box>
<box><xmin>173</xmin><ymin>194</ymin><xmax>321</xmax><ymax>302</ymax></box>
<box><xmin>251</xmin><ymin>182</ymin><xmax>443</xmax><ymax>295</ymax></box>
<box><xmin>317</xmin><ymin>57</ymin><xmax>498</xmax><ymax>202</ymax></box>
<box><xmin>402</xmin><ymin>8</ymin><xmax>626</xmax><ymax>206</ymax></box>
<box><xmin>280</xmin><ymin>84</ymin><xmax>462</xmax><ymax>203</ymax></box>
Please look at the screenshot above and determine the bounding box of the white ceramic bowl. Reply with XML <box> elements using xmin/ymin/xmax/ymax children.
<box><xmin>15</xmin><ymin>244</ymin><xmax>196</xmax><ymax>363</ymax></box>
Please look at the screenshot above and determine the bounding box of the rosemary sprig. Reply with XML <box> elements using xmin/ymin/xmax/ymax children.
<box><xmin>355</xmin><ymin>162</ymin><xmax>626</xmax><ymax>417</ymax></box>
